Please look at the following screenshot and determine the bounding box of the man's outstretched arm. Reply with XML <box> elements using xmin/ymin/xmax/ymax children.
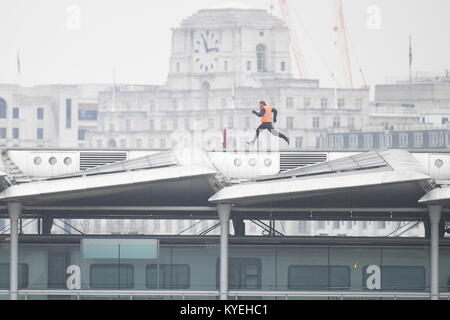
<box><xmin>252</xmin><ymin>108</ymin><xmax>265</xmax><ymax>117</ymax></box>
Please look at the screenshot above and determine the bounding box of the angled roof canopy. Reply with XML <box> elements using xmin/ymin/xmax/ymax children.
<box><xmin>0</xmin><ymin>149</ymin><xmax>221</xmax><ymax>207</ymax></box>
<box><xmin>419</xmin><ymin>187</ymin><xmax>450</xmax><ymax>206</ymax></box>
<box><xmin>209</xmin><ymin>150</ymin><xmax>432</xmax><ymax>206</ymax></box>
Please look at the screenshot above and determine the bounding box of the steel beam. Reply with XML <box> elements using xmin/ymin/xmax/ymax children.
<box><xmin>7</xmin><ymin>202</ymin><xmax>21</xmax><ymax>300</ymax></box>
<box><xmin>428</xmin><ymin>204</ymin><xmax>441</xmax><ymax>300</ymax></box>
<box><xmin>218</xmin><ymin>203</ymin><xmax>231</xmax><ymax>300</ymax></box>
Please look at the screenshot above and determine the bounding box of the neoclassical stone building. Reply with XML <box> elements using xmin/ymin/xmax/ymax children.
<box><xmin>87</xmin><ymin>4</ymin><xmax>369</xmax><ymax>150</ymax></box>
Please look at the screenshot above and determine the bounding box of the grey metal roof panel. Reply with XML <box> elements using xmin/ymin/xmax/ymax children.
<box><xmin>209</xmin><ymin>169</ymin><xmax>431</xmax><ymax>204</ymax></box>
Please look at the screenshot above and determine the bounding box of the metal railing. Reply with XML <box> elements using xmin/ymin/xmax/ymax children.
<box><xmin>1</xmin><ymin>289</ymin><xmax>449</xmax><ymax>300</ymax></box>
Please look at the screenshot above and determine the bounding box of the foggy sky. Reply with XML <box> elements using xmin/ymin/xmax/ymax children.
<box><xmin>0</xmin><ymin>0</ymin><xmax>449</xmax><ymax>90</ymax></box>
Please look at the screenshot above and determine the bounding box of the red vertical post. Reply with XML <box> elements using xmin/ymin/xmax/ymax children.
<box><xmin>222</xmin><ymin>128</ymin><xmax>227</xmax><ymax>152</ymax></box>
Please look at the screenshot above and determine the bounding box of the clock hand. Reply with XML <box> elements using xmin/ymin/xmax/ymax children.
<box><xmin>201</xmin><ymin>34</ymin><xmax>209</xmax><ymax>52</ymax></box>
<box><xmin>207</xmin><ymin>47</ymin><xmax>219</xmax><ymax>53</ymax></box>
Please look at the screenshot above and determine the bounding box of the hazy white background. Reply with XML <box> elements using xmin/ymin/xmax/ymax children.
<box><xmin>0</xmin><ymin>0</ymin><xmax>449</xmax><ymax>90</ymax></box>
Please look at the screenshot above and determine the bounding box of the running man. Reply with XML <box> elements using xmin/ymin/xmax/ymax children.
<box><xmin>247</xmin><ymin>101</ymin><xmax>290</xmax><ymax>145</ymax></box>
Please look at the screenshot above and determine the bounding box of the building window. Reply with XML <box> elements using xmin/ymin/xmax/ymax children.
<box><xmin>286</xmin><ymin>97</ymin><xmax>294</xmax><ymax>109</ymax></box>
<box><xmin>281</xmin><ymin>61</ymin><xmax>286</xmax><ymax>72</ymax></box>
<box><xmin>414</xmin><ymin>132</ymin><xmax>423</xmax><ymax>148</ymax></box>
<box><xmin>399</xmin><ymin>133</ymin><xmax>408</xmax><ymax>148</ymax></box>
<box><xmin>321</xmin><ymin>98</ymin><xmax>327</xmax><ymax>109</ymax></box>
<box><xmin>429</xmin><ymin>132</ymin><xmax>438</xmax><ymax>147</ymax></box>
<box><xmin>176</xmin><ymin>62</ymin><xmax>180</xmax><ymax>72</ymax></box>
<box><xmin>126</xmin><ymin>119</ymin><xmax>131</xmax><ymax>131</ymax></box>
<box><xmin>65</xmin><ymin>99</ymin><xmax>72</xmax><ymax>129</ymax></box>
<box><xmin>12</xmin><ymin>128</ymin><xmax>19</xmax><ymax>139</ymax></box>
<box><xmin>149</xmin><ymin>119</ymin><xmax>155</xmax><ymax>131</ymax></box>
<box><xmin>295</xmin><ymin>137</ymin><xmax>303</xmax><ymax>148</ymax></box>
<box><xmin>216</xmin><ymin>258</ymin><xmax>261</xmax><ymax>289</ymax></box>
<box><xmin>78</xmin><ymin>110</ymin><xmax>98</xmax><ymax>120</ymax></box>
<box><xmin>287</xmin><ymin>117</ymin><xmax>294</xmax><ymax>129</ymax></box>
<box><xmin>108</xmin><ymin>139</ymin><xmax>117</xmax><ymax>148</ymax></box>
<box><xmin>246</xmin><ymin>61</ymin><xmax>252</xmax><ymax>71</ymax></box>
<box><xmin>120</xmin><ymin>139</ymin><xmax>126</xmax><ymax>148</ymax></box>
<box><xmin>109</xmin><ymin>122</ymin><xmax>115</xmax><ymax>132</ymax></box>
<box><xmin>161</xmin><ymin>119</ymin><xmax>167</xmax><ymax>131</ymax></box>
<box><xmin>303</xmin><ymin>97</ymin><xmax>311</xmax><ymax>108</ymax></box>
<box><xmin>333</xmin><ymin>117</ymin><xmax>340</xmax><ymax>128</ymax></box>
<box><xmin>184</xmin><ymin>119</ymin><xmax>190</xmax><ymax>130</ymax></box>
<box><xmin>12</xmin><ymin>107</ymin><xmax>19</xmax><ymax>119</ymax></box>
<box><xmin>349</xmin><ymin>135</ymin><xmax>358</xmax><ymax>149</ymax></box>
<box><xmin>313</xmin><ymin>117</ymin><xmax>320</xmax><ymax>129</ymax></box>
<box><xmin>37</xmin><ymin>107</ymin><xmax>44</xmax><ymax>120</ymax></box>
<box><xmin>259</xmin><ymin>31</ymin><xmax>264</xmax><ymax>36</ymax></box>
<box><xmin>148</xmin><ymin>138</ymin><xmax>153</xmax><ymax>148</ymax></box>
<box><xmin>0</xmin><ymin>98</ymin><xmax>6</xmax><ymax>118</ymax></box>
<box><xmin>146</xmin><ymin>264</ymin><xmax>190</xmax><ymax>289</ymax></box>
<box><xmin>338</xmin><ymin>98</ymin><xmax>345</xmax><ymax>109</ymax></box>
<box><xmin>136</xmin><ymin>138</ymin><xmax>142</xmax><ymax>148</ymax></box>
<box><xmin>208</xmin><ymin>118</ymin><xmax>214</xmax><ymax>129</ymax></box>
<box><xmin>442</xmin><ymin>117</ymin><xmax>448</xmax><ymax>125</ymax></box>
<box><xmin>335</xmin><ymin>135</ymin><xmax>344</xmax><ymax>149</ymax></box>
<box><xmin>228</xmin><ymin>116</ymin><xmax>234</xmax><ymax>129</ymax></box>
<box><xmin>149</xmin><ymin>100</ymin><xmax>156</xmax><ymax>112</ymax></box>
<box><xmin>90</xmin><ymin>264</ymin><xmax>134</xmax><ymax>289</ymax></box>
<box><xmin>439</xmin><ymin>131</ymin><xmax>445</xmax><ymax>146</ymax></box>
<box><xmin>379</xmin><ymin>134</ymin><xmax>386</xmax><ymax>148</ymax></box>
<box><xmin>160</xmin><ymin>138</ymin><xmax>166</xmax><ymax>148</ymax></box>
<box><xmin>288</xmin><ymin>265</ymin><xmax>350</xmax><ymax>290</ymax></box>
<box><xmin>221</xmin><ymin>98</ymin><xmax>227</xmax><ymax>108</ymax></box>
<box><xmin>173</xmin><ymin>119</ymin><xmax>178</xmax><ymax>130</ymax></box>
<box><xmin>364</xmin><ymin>134</ymin><xmax>373</xmax><ymax>149</ymax></box>
<box><xmin>386</xmin><ymin>134</ymin><xmax>393</xmax><ymax>147</ymax></box>
<box><xmin>256</xmin><ymin>44</ymin><xmax>266</xmax><ymax>72</ymax></box>
<box><xmin>172</xmin><ymin>100</ymin><xmax>178</xmax><ymax>110</ymax></box>
<box><xmin>328</xmin><ymin>136</ymin><xmax>335</xmax><ymax>149</ymax></box>
<box><xmin>37</xmin><ymin>128</ymin><xmax>44</xmax><ymax>140</ymax></box>
<box><xmin>0</xmin><ymin>263</ymin><xmax>29</xmax><ymax>289</ymax></box>
<box><xmin>97</xmin><ymin>140</ymin><xmax>103</xmax><ymax>148</ymax></box>
<box><xmin>0</xmin><ymin>128</ymin><xmax>6</xmax><ymax>139</ymax></box>
<box><xmin>355</xmin><ymin>98</ymin><xmax>363</xmax><ymax>109</ymax></box>
<box><xmin>348</xmin><ymin>117</ymin><xmax>355</xmax><ymax>129</ymax></box>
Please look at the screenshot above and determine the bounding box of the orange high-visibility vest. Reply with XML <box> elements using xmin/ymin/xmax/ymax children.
<box><xmin>261</xmin><ymin>105</ymin><xmax>273</xmax><ymax>123</ymax></box>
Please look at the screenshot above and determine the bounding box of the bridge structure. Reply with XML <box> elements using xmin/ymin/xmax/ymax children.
<box><xmin>0</xmin><ymin>147</ymin><xmax>449</xmax><ymax>300</ymax></box>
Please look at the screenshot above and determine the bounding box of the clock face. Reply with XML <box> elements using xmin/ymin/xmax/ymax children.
<box><xmin>194</xmin><ymin>30</ymin><xmax>220</xmax><ymax>72</ymax></box>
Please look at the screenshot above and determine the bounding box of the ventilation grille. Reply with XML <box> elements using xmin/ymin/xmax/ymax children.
<box><xmin>79</xmin><ymin>151</ymin><xmax>127</xmax><ymax>170</ymax></box>
<box><xmin>280</xmin><ymin>152</ymin><xmax>328</xmax><ymax>172</ymax></box>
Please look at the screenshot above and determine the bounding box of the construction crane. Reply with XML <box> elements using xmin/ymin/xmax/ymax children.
<box><xmin>278</xmin><ymin>0</ymin><xmax>308</xmax><ymax>78</ymax></box>
<box><xmin>333</xmin><ymin>0</ymin><xmax>354</xmax><ymax>88</ymax></box>
<box><xmin>278</xmin><ymin>0</ymin><xmax>366</xmax><ymax>88</ymax></box>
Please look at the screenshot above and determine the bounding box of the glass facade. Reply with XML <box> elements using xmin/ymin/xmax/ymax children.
<box><xmin>0</xmin><ymin>241</ymin><xmax>448</xmax><ymax>300</ymax></box>
<box><xmin>78</xmin><ymin>110</ymin><xmax>98</xmax><ymax>121</ymax></box>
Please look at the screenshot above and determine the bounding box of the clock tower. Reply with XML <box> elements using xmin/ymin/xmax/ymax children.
<box><xmin>165</xmin><ymin>4</ymin><xmax>293</xmax><ymax>96</ymax></box>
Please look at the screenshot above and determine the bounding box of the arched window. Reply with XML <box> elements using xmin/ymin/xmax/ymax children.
<box><xmin>256</xmin><ymin>44</ymin><xmax>267</xmax><ymax>72</ymax></box>
<box><xmin>0</xmin><ymin>98</ymin><xmax>7</xmax><ymax>118</ymax></box>
<box><xmin>201</xmin><ymin>81</ymin><xmax>210</xmax><ymax>109</ymax></box>
<box><xmin>108</xmin><ymin>139</ymin><xmax>117</xmax><ymax>148</ymax></box>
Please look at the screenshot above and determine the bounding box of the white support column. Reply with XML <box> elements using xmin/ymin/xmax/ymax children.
<box><xmin>428</xmin><ymin>204</ymin><xmax>441</xmax><ymax>300</ymax></box>
<box><xmin>8</xmin><ymin>202</ymin><xmax>21</xmax><ymax>301</ymax></box>
<box><xmin>218</xmin><ymin>203</ymin><xmax>231</xmax><ymax>300</ymax></box>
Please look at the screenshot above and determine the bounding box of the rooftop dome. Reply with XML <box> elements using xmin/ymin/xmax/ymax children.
<box><xmin>179</xmin><ymin>3</ymin><xmax>285</xmax><ymax>29</ymax></box>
